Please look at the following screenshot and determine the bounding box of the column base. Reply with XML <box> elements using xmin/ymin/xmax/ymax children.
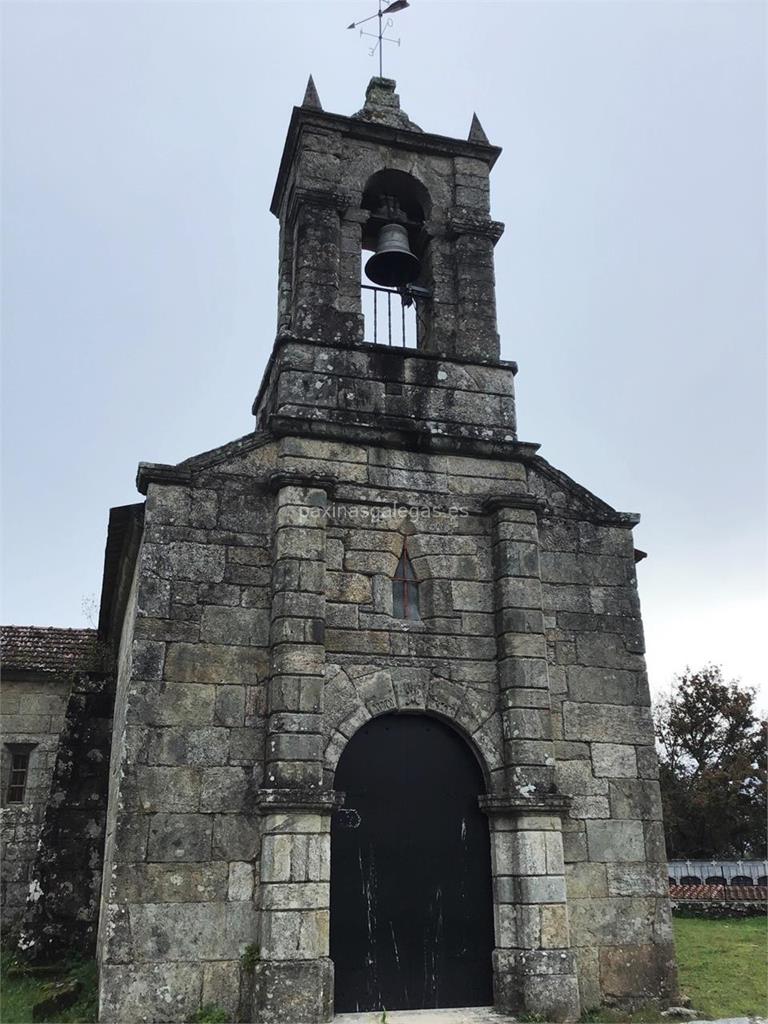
<box><xmin>252</xmin><ymin>957</ymin><xmax>334</xmax><ymax>1024</ymax></box>
<box><xmin>493</xmin><ymin>949</ymin><xmax>581</xmax><ymax>1023</ymax></box>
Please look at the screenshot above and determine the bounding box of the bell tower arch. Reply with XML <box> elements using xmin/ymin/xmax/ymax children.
<box><xmin>361</xmin><ymin>168</ymin><xmax>427</xmax><ymax>288</ymax></box>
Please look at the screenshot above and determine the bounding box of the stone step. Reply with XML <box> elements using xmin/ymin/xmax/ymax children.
<box><xmin>333</xmin><ymin>1014</ymin><xmax>763</xmax><ymax>1024</ymax></box>
<box><xmin>334</xmin><ymin>1009</ymin><xmax>508</xmax><ymax>1024</ymax></box>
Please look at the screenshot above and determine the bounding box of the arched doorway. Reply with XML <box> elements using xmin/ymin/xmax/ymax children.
<box><xmin>330</xmin><ymin>713</ymin><xmax>494</xmax><ymax>1013</ymax></box>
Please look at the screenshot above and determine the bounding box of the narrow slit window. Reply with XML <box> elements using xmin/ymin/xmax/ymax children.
<box><xmin>393</xmin><ymin>540</ymin><xmax>420</xmax><ymax>620</ymax></box>
<box><xmin>6</xmin><ymin>749</ymin><xmax>31</xmax><ymax>804</ymax></box>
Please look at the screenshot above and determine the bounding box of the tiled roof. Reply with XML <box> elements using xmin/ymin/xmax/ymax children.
<box><xmin>670</xmin><ymin>883</ymin><xmax>768</xmax><ymax>902</ymax></box>
<box><xmin>1</xmin><ymin>626</ymin><xmax>98</xmax><ymax>676</ymax></box>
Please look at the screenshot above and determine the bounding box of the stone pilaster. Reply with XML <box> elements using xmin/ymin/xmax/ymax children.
<box><xmin>255</xmin><ymin>479</ymin><xmax>337</xmax><ymax>1023</ymax></box>
<box><xmin>292</xmin><ymin>195</ymin><xmax>339</xmax><ymax>340</ymax></box>
<box><xmin>252</xmin><ymin>791</ymin><xmax>339</xmax><ymax>1024</ymax></box>
<box><xmin>490</xmin><ymin>501</ymin><xmax>555</xmax><ymax>798</ymax></box>
<box><xmin>482</xmin><ymin>799</ymin><xmax>580</xmax><ymax>1021</ymax></box>
<box><xmin>337</xmin><ymin>211</ymin><xmax>365</xmax><ymax>326</ymax></box>
<box><xmin>452</xmin><ymin>224</ymin><xmax>502</xmax><ymax>362</ymax></box>
<box><xmin>287</xmin><ymin>191</ymin><xmax>363</xmax><ymax>345</ymax></box>
<box><xmin>487</xmin><ymin>499</ymin><xmax>580</xmax><ymax>1021</ymax></box>
<box><xmin>419</xmin><ymin>227</ymin><xmax>457</xmax><ymax>354</ymax></box>
<box><xmin>265</xmin><ymin>481</ymin><xmax>328</xmax><ymax>790</ymax></box>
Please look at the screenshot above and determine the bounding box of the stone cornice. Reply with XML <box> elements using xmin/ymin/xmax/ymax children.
<box><xmin>268</xmin><ymin>470</ymin><xmax>337</xmax><ymax>497</ymax></box>
<box><xmin>517</xmin><ymin>454</ymin><xmax>641</xmax><ymax>529</ymax></box>
<box><xmin>479</xmin><ymin>792</ymin><xmax>572</xmax><ymax>816</ymax></box>
<box><xmin>97</xmin><ymin>503</ymin><xmax>144</xmax><ymax>647</ymax></box>
<box><xmin>447</xmin><ymin>215</ymin><xmax>505</xmax><ymax>244</ymax></box>
<box><xmin>483</xmin><ymin>494</ymin><xmax>547</xmax><ymax>516</ymax></box>
<box><xmin>266</xmin><ymin>413</ymin><xmax>537</xmax><ymax>463</ymax></box>
<box><xmin>136</xmin><ymin>463</ymin><xmax>192</xmax><ymax>495</ymax></box>
<box><xmin>135</xmin><ymin>433</ymin><xmax>275</xmax><ymax>493</ymax></box>
<box><xmin>482</xmin><ymin>490</ymin><xmax>639</xmax><ymax>529</ymax></box>
<box><xmin>256</xmin><ymin>788</ymin><xmax>344</xmax><ymax>814</ymax></box>
<box><xmin>135</xmin><ymin>434</ymin><xmax>639</xmax><ymax>529</ymax></box>
<box><xmin>271</xmin><ymin>107</ymin><xmax>502</xmax><ymax>217</ymax></box>
<box><xmin>547</xmin><ymin>508</ymin><xmax>640</xmax><ymax>528</ymax></box>
<box><xmin>286</xmin><ymin>186</ymin><xmax>354</xmax><ymax>227</ymax></box>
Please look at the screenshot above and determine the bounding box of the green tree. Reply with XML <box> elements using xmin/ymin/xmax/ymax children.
<box><xmin>654</xmin><ymin>666</ymin><xmax>766</xmax><ymax>859</ymax></box>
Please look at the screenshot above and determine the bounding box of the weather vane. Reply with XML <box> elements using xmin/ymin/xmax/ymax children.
<box><xmin>347</xmin><ymin>0</ymin><xmax>410</xmax><ymax>79</ymax></box>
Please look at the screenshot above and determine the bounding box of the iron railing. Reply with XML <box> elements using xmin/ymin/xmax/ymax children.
<box><xmin>362</xmin><ymin>284</ymin><xmax>417</xmax><ymax>348</ymax></box>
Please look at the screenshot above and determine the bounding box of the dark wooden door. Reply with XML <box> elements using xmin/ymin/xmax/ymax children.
<box><xmin>330</xmin><ymin>714</ymin><xmax>494</xmax><ymax>1013</ymax></box>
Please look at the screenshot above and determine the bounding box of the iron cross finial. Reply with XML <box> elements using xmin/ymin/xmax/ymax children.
<box><xmin>347</xmin><ymin>1</ymin><xmax>410</xmax><ymax>79</ymax></box>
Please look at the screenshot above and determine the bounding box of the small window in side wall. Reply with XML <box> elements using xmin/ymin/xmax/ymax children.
<box><xmin>393</xmin><ymin>539</ymin><xmax>420</xmax><ymax>620</ymax></box>
<box><xmin>5</xmin><ymin>747</ymin><xmax>32</xmax><ymax>804</ymax></box>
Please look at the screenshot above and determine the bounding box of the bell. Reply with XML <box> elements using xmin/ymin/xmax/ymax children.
<box><xmin>364</xmin><ymin>223</ymin><xmax>421</xmax><ymax>288</ymax></box>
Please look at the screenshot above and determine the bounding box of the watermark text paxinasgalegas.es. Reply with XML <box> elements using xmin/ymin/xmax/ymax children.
<box><xmin>299</xmin><ymin>500</ymin><xmax>468</xmax><ymax>526</ymax></box>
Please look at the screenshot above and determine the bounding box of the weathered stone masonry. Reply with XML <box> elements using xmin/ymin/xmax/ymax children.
<box><xmin>87</xmin><ymin>75</ymin><xmax>678</xmax><ymax>1021</ymax></box>
<box><xmin>0</xmin><ymin>627</ymin><xmax>98</xmax><ymax>934</ymax></box>
<box><xmin>96</xmin><ymin>435</ymin><xmax>677</xmax><ymax>1019</ymax></box>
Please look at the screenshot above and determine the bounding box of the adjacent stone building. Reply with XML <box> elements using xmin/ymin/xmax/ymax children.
<box><xmin>11</xmin><ymin>77</ymin><xmax>679</xmax><ymax>1022</ymax></box>
<box><xmin>0</xmin><ymin>626</ymin><xmax>97</xmax><ymax>923</ymax></box>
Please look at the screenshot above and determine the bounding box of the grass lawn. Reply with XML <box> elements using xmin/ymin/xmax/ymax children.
<box><xmin>0</xmin><ymin>916</ymin><xmax>765</xmax><ymax>1022</ymax></box>
<box><xmin>674</xmin><ymin>915</ymin><xmax>767</xmax><ymax>1019</ymax></box>
<box><xmin>0</xmin><ymin>958</ymin><xmax>97</xmax><ymax>1024</ymax></box>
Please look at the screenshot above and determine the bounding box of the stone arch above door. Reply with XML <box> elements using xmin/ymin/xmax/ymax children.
<box><xmin>322</xmin><ymin>663</ymin><xmax>504</xmax><ymax>788</ymax></box>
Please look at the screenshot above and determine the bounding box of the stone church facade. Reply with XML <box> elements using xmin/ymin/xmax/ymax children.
<box><xmin>5</xmin><ymin>77</ymin><xmax>678</xmax><ymax>1022</ymax></box>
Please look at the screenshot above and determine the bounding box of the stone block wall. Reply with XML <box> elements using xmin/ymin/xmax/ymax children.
<box><xmin>0</xmin><ymin>676</ymin><xmax>71</xmax><ymax>924</ymax></box>
<box><xmin>254</xmin><ymin>338</ymin><xmax>518</xmax><ymax>449</ymax></box>
<box><xmin>529</xmin><ymin>468</ymin><xmax>678</xmax><ymax>1010</ymax></box>
<box><xmin>98</xmin><ymin>447</ymin><xmax>276</xmax><ymax>1023</ymax></box>
<box><xmin>97</xmin><ymin>427</ymin><xmax>676</xmax><ymax>1021</ymax></box>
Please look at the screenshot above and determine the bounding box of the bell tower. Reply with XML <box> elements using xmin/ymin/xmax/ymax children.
<box><xmin>270</xmin><ymin>76</ymin><xmax>503</xmax><ymax>359</ymax></box>
<box><xmin>256</xmin><ymin>76</ymin><xmax>517</xmax><ymax>452</ymax></box>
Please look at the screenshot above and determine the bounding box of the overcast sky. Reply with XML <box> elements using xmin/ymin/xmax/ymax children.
<box><xmin>2</xmin><ymin>0</ymin><xmax>765</xmax><ymax>704</ymax></box>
